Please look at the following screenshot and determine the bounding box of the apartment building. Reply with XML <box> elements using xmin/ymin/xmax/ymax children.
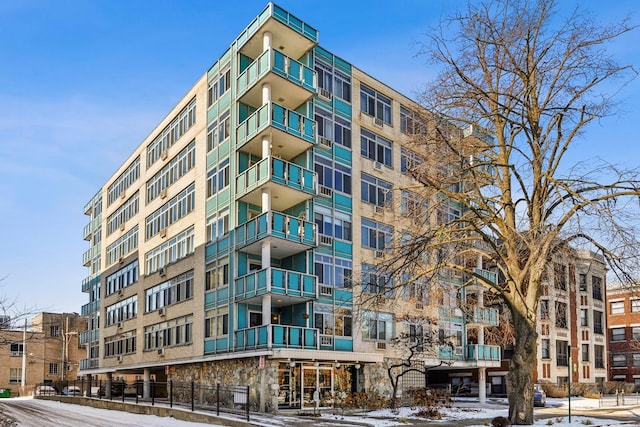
<box><xmin>79</xmin><ymin>3</ymin><xmax>502</xmax><ymax>411</ymax></box>
<box><xmin>606</xmin><ymin>281</ymin><xmax>640</xmax><ymax>388</ymax></box>
<box><xmin>0</xmin><ymin>312</ymin><xmax>86</xmax><ymax>396</ymax></box>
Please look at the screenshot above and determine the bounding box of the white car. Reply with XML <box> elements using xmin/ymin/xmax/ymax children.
<box><xmin>62</xmin><ymin>386</ymin><xmax>82</xmax><ymax>396</ymax></box>
<box><xmin>34</xmin><ymin>385</ymin><xmax>56</xmax><ymax>396</ymax></box>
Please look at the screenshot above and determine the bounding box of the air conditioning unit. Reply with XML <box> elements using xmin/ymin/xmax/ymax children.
<box><xmin>374</xmin><ymin>250</ymin><xmax>384</xmax><ymax>259</ymax></box>
<box><xmin>374</xmin><ymin>205</ymin><xmax>384</xmax><ymax>214</ymax></box>
<box><xmin>374</xmin><ymin>117</ymin><xmax>384</xmax><ymax>127</ymax></box>
<box><xmin>118</xmin><ymin>288</ymin><xmax>124</xmax><ymax>296</ymax></box>
<box><xmin>158</xmin><ymin>267</ymin><xmax>166</xmax><ymax>276</ymax></box>
<box><xmin>119</xmin><ymin>257</ymin><xmax>124</xmax><ymax>264</ymax></box>
<box><xmin>319</xmin><ymin>235</ymin><xmax>333</xmax><ymax>246</ymax></box>
<box><xmin>373</xmin><ymin>162</ymin><xmax>383</xmax><ymax>171</ymax></box>
<box><xmin>318</xmin><ymin>88</ymin><xmax>332</xmax><ymax>101</ymax></box>
<box><xmin>319</xmin><ymin>137</ymin><xmax>332</xmax><ymax>149</ymax></box>
<box><xmin>121</xmin><ymin>191</ymin><xmax>126</xmax><ymax>200</ymax></box>
<box><xmin>415</xmin><ymin>302</ymin><xmax>424</xmax><ymax>310</ymax></box>
<box><xmin>161</xmin><ymin>150</ymin><xmax>168</xmax><ymax>160</ymax></box>
<box><xmin>376</xmin><ymin>342</ymin><xmax>387</xmax><ymax>350</ymax></box>
<box><xmin>319</xmin><ymin>186</ymin><xmax>333</xmax><ymax>197</ymax></box>
<box><xmin>160</xmin><ymin>189</ymin><xmax>168</xmax><ymax>199</ymax></box>
<box><xmin>116</xmin><ymin>355</ymin><xmax>123</xmax><ymax>363</ymax></box>
<box><xmin>120</xmin><ymin>223</ymin><xmax>126</xmax><ymax>231</ymax></box>
<box><xmin>157</xmin><ymin>348</ymin><xmax>165</xmax><ymax>356</ymax></box>
<box><xmin>159</xmin><ymin>229</ymin><xmax>167</xmax><ymax>238</ymax></box>
<box><xmin>117</xmin><ymin>322</ymin><xmax>123</xmax><ymax>329</ymax></box>
<box><xmin>319</xmin><ymin>285</ymin><xmax>333</xmax><ymax>296</ymax></box>
<box><xmin>158</xmin><ymin>308</ymin><xmax>165</xmax><ymax>316</ymax></box>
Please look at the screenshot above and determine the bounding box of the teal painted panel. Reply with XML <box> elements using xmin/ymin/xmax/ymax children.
<box><xmin>334</xmin><ymin>145</ymin><xmax>352</xmax><ymax>163</ymax></box>
<box><xmin>204</xmin><ymin>340</ymin><xmax>216</xmax><ymax>353</ymax></box>
<box><xmin>334</xmin><ymin>241</ymin><xmax>352</xmax><ymax>256</ymax></box>
<box><xmin>314</xmin><ymin>46</ymin><xmax>332</xmax><ymax>64</ymax></box>
<box><xmin>334</xmin><ymin>193</ymin><xmax>352</xmax><ymax>210</ymax></box>
<box><xmin>334</xmin><ymin>56</ymin><xmax>351</xmax><ymax>74</ymax></box>
<box><xmin>207</xmin><ymin>104</ymin><xmax>219</xmax><ymax>124</ymax></box>
<box><xmin>334</xmin><ymin>338</ymin><xmax>353</xmax><ymax>352</ymax></box>
<box><xmin>334</xmin><ymin>289</ymin><xmax>353</xmax><ymax>304</ymax></box>
<box><xmin>334</xmin><ymin>99</ymin><xmax>352</xmax><ymax>117</ymax></box>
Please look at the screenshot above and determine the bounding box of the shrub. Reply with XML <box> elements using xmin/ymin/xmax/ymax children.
<box><xmin>342</xmin><ymin>390</ymin><xmax>387</xmax><ymax>410</ymax></box>
<box><xmin>406</xmin><ymin>388</ymin><xmax>451</xmax><ymax>419</ymax></box>
<box><xmin>491</xmin><ymin>416</ymin><xmax>511</xmax><ymax>427</ymax></box>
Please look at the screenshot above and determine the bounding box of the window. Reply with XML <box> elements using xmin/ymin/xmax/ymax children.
<box><xmin>334</xmin><ymin>115</ymin><xmax>352</xmax><ymax>148</ymax></box>
<box><xmin>610</xmin><ymin>301</ymin><xmax>625</xmax><ymax>315</ymax></box>
<box><xmin>361</xmin><ymin>218</ymin><xmax>393</xmax><ymax>251</ymax></box>
<box><xmin>580</xmin><ymin>309</ymin><xmax>588</xmax><ymax>326</ymax></box>
<box><xmin>632</xmin><ymin>299</ymin><xmax>640</xmax><ymax>313</ymax></box>
<box><xmin>49</xmin><ymin>363</ymin><xmax>59</xmax><ymax>375</ymax></box>
<box><xmin>106</xmin><ymin>191</ymin><xmax>140</xmax><ymax>236</ymax></box>
<box><xmin>360</xmin><ymin>129</ymin><xmax>392</xmax><ymax>166</ymax></box>
<box><xmin>611</xmin><ymin>327</ymin><xmax>626</xmax><ymax>342</ymax></box>
<box><xmin>593</xmin><ymin>310</ymin><xmax>603</xmax><ymax>334</ymax></box>
<box><xmin>315</xmin><ymin>254</ymin><xmax>352</xmax><ymax>288</ymax></box>
<box><xmin>314</xmin><ymin>206</ymin><xmax>352</xmax><ymax>241</ymax></box>
<box><xmin>400</xmin><ymin>190</ymin><xmax>428</xmax><ymax>220</ymax></box>
<box><xmin>334</xmin><ymin>69</ymin><xmax>351</xmax><ymax>102</ymax></box>
<box><xmin>205</xmin><ymin>257</ymin><xmax>230</xmax><ymax>291</ymax></box>
<box><xmin>556</xmin><ymin>340</ymin><xmax>568</xmax><ymax>366</ymax></box>
<box><xmin>594</xmin><ymin>345</ymin><xmax>604</xmax><ymax>368</ymax></box>
<box><xmin>409</xmin><ymin>323</ymin><xmax>425</xmax><ymax>352</ymax></box>
<box><xmin>541</xmin><ymin>339</ymin><xmax>550</xmax><ymax>359</ymax></box>
<box><xmin>401</xmin><ymin>147</ymin><xmax>426</xmax><ymax>175</ymax></box>
<box><xmin>144</xmin><ymin>315</ymin><xmax>193</xmax><ymax>350</ymax></box>
<box><xmin>361</xmin><ymin>173</ymin><xmax>392</xmax><ymax>207</ymax></box>
<box><xmin>579</xmin><ymin>273</ymin><xmax>587</xmax><ymax>291</ymax></box>
<box><xmin>206</xmin><ymin>207</ymin><xmax>230</xmax><ymax>242</ymax></box>
<box><xmin>106</xmin><ymin>226</ymin><xmax>139</xmax><ymax>266</ymax></box>
<box><xmin>582</xmin><ymin>344</ymin><xmax>589</xmax><ymax>362</ymax></box>
<box><xmin>591</xmin><ymin>276</ymin><xmax>603</xmax><ymax>300</ymax></box>
<box><xmin>206</xmin><ymin>158</ymin><xmax>230</xmax><ymax>197</ymax></box>
<box><xmin>145</xmin><ymin>183</ymin><xmax>196</xmax><ymax>240</ymax></box>
<box><xmin>9</xmin><ymin>343</ymin><xmax>23</xmax><ymax>356</ymax></box>
<box><xmin>632</xmin><ymin>326</ymin><xmax>640</xmax><ymax>340</ymax></box>
<box><xmin>104</xmin><ymin>331</ymin><xmax>136</xmax><ymax>357</ymax></box>
<box><xmin>554</xmin><ymin>263</ymin><xmax>567</xmax><ymax>291</ymax></box>
<box><xmin>555</xmin><ymin>301</ymin><xmax>567</xmax><ymax>328</ymax></box>
<box><xmin>400</xmin><ymin>105</ymin><xmax>425</xmax><ymax>135</ymax></box>
<box><xmin>314</xmin><ymin>59</ymin><xmax>351</xmax><ymax>103</ymax></box>
<box><xmin>105</xmin><ymin>295</ymin><xmax>138</xmax><ymax>325</ymax></box>
<box><xmin>146</xmin><ymin>98</ymin><xmax>196</xmax><ymax>168</ymax></box>
<box><xmin>362</xmin><ymin>263</ymin><xmax>393</xmax><ymax>296</ymax></box>
<box><xmin>9</xmin><ymin>368</ymin><xmax>22</xmax><ymax>384</ymax></box>
<box><xmin>315</xmin><ymin>60</ymin><xmax>333</xmax><ymax>93</ymax></box>
<box><xmin>206</xmin><ymin>121</ymin><xmax>218</xmax><ymax>152</ymax></box>
<box><xmin>144</xmin><ymin>227</ymin><xmax>195</xmax><ymax>274</ymax></box>
<box><xmin>207</xmin><ymin>67</ymin><xmax>231</xmax><ymax>107</ymax></box>
<box><xmin>107</xmin><ymin>157</ymin><xmax>141</xmax><ymax>206</ymax></box>
<box><xmin>539</xmin><ymin>300</ymin><xmax>549</xmax><ymax>320</ymax></box>
<box><xmin>50</xmin><ymin>325</ymin><xmax>60</xmax><ymax>337</ymax></box>
<box><xmin>634</xmin><ymin>354</ymin><xmax>640</xmax><ymax>367</ymax></box>
<box><xmin>612</xmin><ymin>354</ymin><xmax>626</xmax><ymax>367</ymax></box>
<box><xmin>145</xmin><ymin>270</ymin><xmax>194</xmax><ymax>312</ymax></box>
<box><xmin>314</xmin><ymin>304</ymin><xmax>352</xmax><ymax>337</ymax></box>
<box><xmin>362</xmin><ymin>311</ymin><xmax>393</xmax><ymax>341</ymax></box>
<box><xmin>106</xmin><ymin>260</ymin><xmax>139</xmax><ymax>295</ymax></box>
<box><xmin>146</xmin><ymin>141</ymin><xmax>196</xmax><ymax>203</ymax></box>
<box><xmin>360</xmin><ymin>84</ymin><xmax>392</xmax><ymax>124</ymax></box>
<box><xmin>205</xmin><ymin>306</ymin><xmax>229</xmax><ymax>338</ymax></box>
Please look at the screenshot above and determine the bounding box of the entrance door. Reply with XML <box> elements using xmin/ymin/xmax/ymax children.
<box><xmin>301</xmin><ymin>365</ymin><xmax>333</xmax><ymax>409</ymax></box>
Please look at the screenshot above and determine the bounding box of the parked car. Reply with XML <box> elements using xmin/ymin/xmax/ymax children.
<box><xmin>34</xmin><ymin>385</ymin><xmax>57</xmax><ymax>396</ymax></box>
<box><xmin>533</xmin><ymin>386</ymin><xmax>546</xmax><ymax>407</ymax></box>
<box><xmin>62</xmin><ymin>386</ymin><xmax>82</xmax><ymax>396</ymax></box>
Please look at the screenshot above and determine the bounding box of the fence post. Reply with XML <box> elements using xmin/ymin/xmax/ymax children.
<box><xmin>246</xmin><ymin>385</ymin><xmax>250</xmax><ymax>422</ymax></box>
<box><xmin>170</xmin><ymin>380</ymin><xmax>173</xmax><ymax>408</ymax></box>
<box><xmin>216</xmin><ymin>384</ymin><xmax>220</xmax><ymax>416</ymax></box>
<box><xmin>151</xmin><ymin>381</ymin><xmax>155</xmax><ymax>406</ymax></box>
<box><xmin>191</xmin><ymin>381</ymin><xmax>195</xmax><ymax>412</ymax></box>
<box><xmin>122</xmin><ymin>380</ymin><xmax>125</xmax><ymax>403</ymax></box>
<box><xmin>99</xmin><ymin>379</ymin><xmax>102</xmax><ymax>400</ymax></box>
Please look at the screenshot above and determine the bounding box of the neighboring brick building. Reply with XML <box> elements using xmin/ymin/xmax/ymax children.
<box><xmin>0</xmin><ymin>312</ymin><xmax>86</xmax><ymax>396</ymax></box>
<box><xmin>606</xmin><ymin>282</ymin><xmax>640</xmax><ymax>389</ymax></box>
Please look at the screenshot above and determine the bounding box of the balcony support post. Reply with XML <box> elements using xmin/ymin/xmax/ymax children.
<box><xmin>478</xmin><ymin>367</ymin><xmax>487</xmax><ymax>404</ymax></box>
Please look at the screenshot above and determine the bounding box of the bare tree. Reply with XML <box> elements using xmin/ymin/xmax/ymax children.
<box><xmin>370</xmin><ymin>0</ymin><xmax>638</xmax><ymax>424</ymax></box>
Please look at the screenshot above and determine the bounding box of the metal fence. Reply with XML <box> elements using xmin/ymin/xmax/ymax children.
<box><xmin>34</xmin><ymin>380</ymin><xmax>251</xmax><ymax>422</ymax></box>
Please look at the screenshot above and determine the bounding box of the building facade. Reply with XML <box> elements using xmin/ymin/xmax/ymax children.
<box><xmin>606</xmin><ymin>282</ymin><xmax>640</xmax><ymax>388</ymax></box>
<box><xmin>0</xmin><ymin>312</ymin><xmax>86</xmax><ymax>396</ymax></box>
<box><xmin>79</xmin><ymin>3</ymin><xmax>505</xmax><ymax>411</ymax></box>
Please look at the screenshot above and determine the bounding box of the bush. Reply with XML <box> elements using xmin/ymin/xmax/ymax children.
<box><xmin>491</xmin><ymin>416</ymin><xmax>511</xmax><ymax>427</ymax></box>
<box><xmin>406</xmin><ymin>388</ymin><xmax>451</xmax><ymax>419</ymax></box>
<box><xmin>342</xmin><ymin>390</ymin><xmax>387</xmax><ymax>410</ymax></box>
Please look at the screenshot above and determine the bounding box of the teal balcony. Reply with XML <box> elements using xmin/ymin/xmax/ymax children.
<box><xmin>83</xmin><ymin>216</ymin><xmax>100</xmax><ymax>241</ymax></box>
<box><xmin>233</xmin><ymin>324</ymin><xmax>318</xmax><ymax>351</ymax></box>
<box><xmin>237</xmin><ymin>47</ymin><xmax>316</xmax><ymax>111</ymax></box>
<box><xmin>82</xmin><ymin>245</ymin><xmax>100</xmax><ymax>267</ymax></box>
<box><xmin>466</xmin><ymin>307</ymin><xmax>499</xmax><ymax>326</ymax></box>
<box><xmin>79</xmin><ymin>329</ymin><xmax>99</xmax><ymax>346</ymax></box>
<box><xmin>79</xmin><ymin>357</ymin><xmax>99</xmax><ymax>370</ymax></box>
<box><xmin>235</xmin><ymin>211</ymin><xmax>316</xmax><ymax>258</ymax></box>
<box><xmin>236</xmin><ymin>156</ymin><xmax>316</xmax><ymax>211</ymax></box>
<box><xmin>235</xmin><ymin>267</ymin><xmax>317</xmax><ymax>304</ymax></box>
<box><xmin>439</xmin><ymin>307</ymin><xmax>464</xmax><ymax>321</ymax></box>
<box><xmin>81</xmin><ymin>273</ymin><xmax>101</xmax><ymax>292</ymax></box>
<box><xmin>466</xmin><ymin>344</ymin><xmax>501</xmax><ymax>362</ymax></box>
<box><xmin>439</xmin><ymin>345</ymin><xmax>464</xmax><ymax>361</ymax></box>
<box><xmin>474</xmin><ymin>268</ymin><xmax>497</xmax><ymax>284</ymax></box>
<box><xmin>236</xmin><ymin>102</ymin><xmax>316</xmax><ymax>160</ymax></box>
<box><xmin>81</xmin><ymin>300</ymin><xmax>100</xmax><ymax>317</ymax></box>
<box><xmin>236</xmin><ymin>3</ymin><xmax>317</xmax><ymax>61</ymax></box>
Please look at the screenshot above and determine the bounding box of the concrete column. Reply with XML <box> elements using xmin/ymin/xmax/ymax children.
<box><xmin>262</xmin><ymin>83</ymin><xmax>271</xmax><ymax>106</ymax></box>
<box><xmin>263</xmin><ymin>31</ymin><xmax>271</xmax><ymax>51</ymax></box>
<box><xmin>106</xmin><ymin>372</ymin><xmax>113</xmax><ymax>399</ymax></box>
<box><xmin>143</xmin><ymin>368</ymin><xmax>151</xmax><ymax>399</ymax></box>
<box><xmin>262</xmin><ymin>135</ymin><xmax>271</xmax><ymax>159</ymax></box>
<box><xmin>478</xmin><ymin>367</ymin><xmax>487</xmax><ymax>404</ymax></box>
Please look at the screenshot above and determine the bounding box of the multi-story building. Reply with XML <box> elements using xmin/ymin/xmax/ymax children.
<box><xmin>606</xmin><ymin>281</ymin><xmax>640</xmax><ymax>388</ymax></box>
<box><xmin>0</xmin><ymin>312</ymin><xmax>86</xmax><ymax>396</ymax></box>
<box><xmin>79</xmin><ymin>2</ymin><xmax>503</xmax><ymax>411</ymax></box>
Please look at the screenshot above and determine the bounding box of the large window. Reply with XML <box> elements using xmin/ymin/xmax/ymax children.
<box><xmin>145</xmin><ymin>270</ymin><xmax>194</xmax><ymax>312</ymax></box>
<box><xmin>610</xmin><ymin>300</ymin><xmax>624</xmax><ymax>315</ymax></box>
<box><xmin>104</xmin><ymin>331</ymin><xmax>136</xmax><ymax>357</ymax></box>
<box><xmin>593</xmin><ymin>310</ymin><xmax>604</xmax><ymax>334</ymax></box>
<box><xmin>106</xmin><ymin>260</ymin><xmax>139</xmax><ymax>296</ymax></box>
<box><xmin>401</xmin><ymin>147</ymin><xmax>425</xmax><ymax>175</ymax></box>
<box><xmin>144</xmin><ymin>315</ymin><xmax>193</xmax><ymax>350</ymax></box>
<box><xmin>106</xmin><ymin>191</ymin><xmax>139</xmax><ymax>236</ymax></box>
<box><xmin>634</xmin><ymin>354</ymin><xmax>640</xmax><ymax>367</ymax></box>
<box><xmin>9</xmin><ymin>368</ymin><xmax>22</xmax><ymax>384</ymax></box>
<box><xmin>144</xmin><ymin>227</ymin><xmax>195</xmax><ymax>274</ymax></box>
<box><xmin>205</xmin><ymin>256</ymin><xmax>230</xmax><ymax>291</ymax></box>
<box><xmin>632</xmin><ymin>326</ymin><xmax>640</xmax><ymax>340</ymax></box>
<box><xmin>554</xmin><ymin>263</ymin><xmax>567</xmax><ymax>291</ymax></box>
<box><xmin>360</xmin><ymin>129</ymin><xmax>392</xmax><ymax>166</ymax></box>
<box><xmin>315</xmin><ymin>254</ymin><xmax>352</xmax><ymax>289</ymax></box>
<box><xmin>315</xmin><ymin>304</ymin><xmax>352</xmax><ymax>337</ymax></box>
<box><xmin>106</xmin><ymin>226</ymin><xmax>139</xmax><ymax>266</ymax></box>
<box><xmin>362</xmin><ymin>311</ymin><xmax>393</xmax><ymax>341</ymax></box>
<box><xmin>556</xmin><ymin>340</ymin><xmax>568</xmax><ymax>366</ymax></box>
<box><xmin>206</xmin><ymin>158</ymin><xmax>230</xmax><ymax>197</ymax></box>
<box><xmin>555</xmin><ymin>301</ymin><xmax>567</xmax><ymax>328</ymax></box>
<box><xmin>146</xmin><ymin>140</ymin><xmax>196</xmax><ymax>204</ymax></box>
<box><xmin>207</xmin><ymin>67</ymin><xmax>230</xmax><ymax>107</ymax></box>
<box><xmin>360</xmin><ymin>84</ymin><xmax>391</xmax><ymax>125</ymax></box>
<box><xmin>632</xmin><ymin>298</ymin><xmax>640</xmax><ymax>313</ymax></box>
<box><xmin>206</xmin><ymin>207</ymin><xmax>230</xmax><ymax>242</ymax></box>
<box><xmin>400</xmin><ymin>105</ymin><xmax>425</xmax><ymax>135</ymax></box>
<box><xmin>314</xmin><ymin>59</ymin><xmax>351</xmax><ymax>103</ymax></box>
<box><xmin>146</xmin><ymin>98</ymin><xmax>196</xmax><ymax>168</ymax></box>
<box><xmin>582</xmin><ymin>344</ymin><xmax>590</xmax><ymax>362</ymax></box>
<box><xmin>362</xmin><ymin>263</ymin><xmax>393</xmax><ymax>296</ymax></box>
<box><xmin>145</xmin><ymin>183</ymin><xmax>195</xmax><ymax>240</ymax></box>
<box><xmin>611</xmin><ymin>327</ymin><xmax>626</xmax><ymax>342</ymax></box>
<box><xmin>107</xmin><ymin>157</ymin><xmax>140</xmax><ymax>206</ymax></box>
<box><xmin>205</xmin><ymin>306</ymin><xmax>229</xmax><ymax>338</ymax></box>
<box><xmin>315</xmin><ymin>108</ymin><xmax>352</xmax><ymax>149</ymax></box>
<box><xmin>580</xmin><ymin>308</ymin><xmax>588</xmax><ymax>326</ymax></box>
<box><xmin>594</xmin><ymin>345</ymin><xmax>604</xmax><ymax>368</ymax></box>
<box><xmin>314</xmin><ymin>206</ymin><xmax>352</xmax><ymax>241</ymax></box>
<box><xmin>361</xmin><ymin>218</ymin><xmax>393</xmax><ymax>251</ymax></box>
<box><xmin>541</xmin><ymin>339</ymin><xmax>550</xmax><ymax>359</ymax></box>
<box><xmin>105</xmin><ymin>295</ymin><xmax>138</xmax><ymax>326</ymax></box>
<box><xmin>400</xmin><ymin>190</ymin><xmax>428</xmax><ymax>219</ymax></box>
<box><xmin>612</xmin><ymin>354</ymin><xmax>627</xmax><ymax>367</ymax></box>
<box><xmin>592</xmin><ymin>276</ymin><xmax>603</xmax><ymax>300</ymax></box>
<box><xmin>361</xmin><ymin>173</ymin><xmax>392</xmax><ymax>207</ymax></box>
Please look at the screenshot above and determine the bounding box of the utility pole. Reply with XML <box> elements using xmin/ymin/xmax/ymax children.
<box><xmin>21</xmin><ymin>318</ymin><xmax>26</xmax><ymax>387</ymax></box>
<box><xmin>568</xmin><ymin>344</ymin><xmax>571</xmax><ymax>422</ymax></box>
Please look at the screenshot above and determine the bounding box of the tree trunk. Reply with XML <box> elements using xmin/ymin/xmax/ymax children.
<box><xmin>507</xmin><ymin>307</ymin><xmax>538</xmax><ymax>425</ymax></box>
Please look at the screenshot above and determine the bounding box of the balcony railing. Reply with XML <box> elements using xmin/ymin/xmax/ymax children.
<box><xmin>79</xmin><ymin>329</ymin><xmax>99</xmax><ymax>346</ymax></box>
<box><xmin>79</xmin><ymin>357</ymin><xmax>99</xmax><ymax>371</ymax></box>
<box><xmin>237</xmin><ymin>48</ymin><xmax>315</xmax><ymax>98</ymax></box>
<box><xmin>81</xmin><ymin>300</ymin><xmax>100</xmax><ymax>317</ymax></box>
<box><xmin>237</xmin><ymin>102</ymin><xmax>316</xmax><ymax>148</ymax></box>
<box><xmin>233</xmin><ymin>325</ymin><xmax>318</xmax><ymax>351</ymax></box>
<box><xmin>235</xmin><ymin>267</ymin><xmax>317</xmax><ymax>301</ymax></box>
<box><xmin>235</xmin><ymin>211</ymin><xmax>316</xmax><ymax>250</ymax></box>
<box><xmin>474</xmin><ymin>268</ymin><xmax>497</xmax><ymax>284</ymax></box>
<box><xmin>81</xmin><ymin>273</ymin><xmax>101</xmax><ymax>292</ymax></box>
<box><xmin>235</xmin><ymin>156</ymin><xmax>316</xmax><ymax>200</ymax></box>
<box><xmin>466</xmin><ymin>307</ymin><xmax>500</xmax><ymax>326</ymax></box>
<box><xmin>466</xmin><ymin>344</ymin><xmax>501</xmax><ymax>361</ymax></box>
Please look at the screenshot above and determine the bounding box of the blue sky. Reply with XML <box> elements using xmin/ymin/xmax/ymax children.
<box><xmin>0</xmin><ymin>0</ymin><xmax>638</xmax><ymax>317</ymax></box>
